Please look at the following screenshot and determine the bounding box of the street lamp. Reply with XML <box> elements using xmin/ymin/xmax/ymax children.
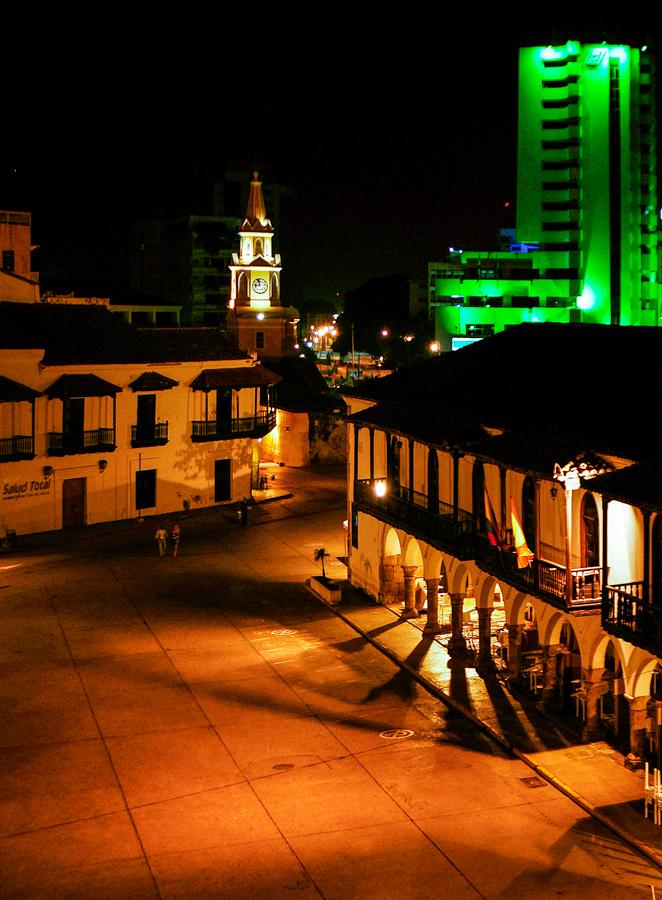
<box><xmin>374</xmin><ymin>480</ymin><xmax>387</xmax><ymax>498</ymax></box>
<box><xmin>554</xmin><ymin>463</ymin><xmax>580</xmax><ymax>604</ymax></box>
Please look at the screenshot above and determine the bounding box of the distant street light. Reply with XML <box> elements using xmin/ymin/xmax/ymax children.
<box><xmin>429</xmin><ymin>340</ymin><xmax>441</xmax><ymax>353</ymax></box>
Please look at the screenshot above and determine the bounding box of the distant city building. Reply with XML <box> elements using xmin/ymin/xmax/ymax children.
<box><xmin>0</xmin><ymin>210</ymin><xmax>39</xmax><ymax>302</ymax></box>
<box><xmin>131</xmin><ymin>214</ymin><xmax>239</xmax><ymax>326</ymax></box>
<box><xmin>430</xmin><ymin>40</ymin><xmax>660</xmax><ymax>349</ymax></box>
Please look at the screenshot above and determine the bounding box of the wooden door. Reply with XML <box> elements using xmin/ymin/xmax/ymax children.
<box><xmin>62</xmin><ymin>477</ymin><xmax>86</xmax><ymax>528</ymax></box>
<box><xmin>214</xmin><ymin>459</ymin><xmax>232</xmax><ymax>502</ymax></box>
<box><xmin>136</xmin><ymin>394</ymin><xmax>156</xmax><ymax>443</ymax></box>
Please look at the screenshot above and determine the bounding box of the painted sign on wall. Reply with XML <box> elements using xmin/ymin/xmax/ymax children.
<box><xmin>2</xmin><ymin>479</ymin><xmax>51</xmax><ymax>501</ymax></box>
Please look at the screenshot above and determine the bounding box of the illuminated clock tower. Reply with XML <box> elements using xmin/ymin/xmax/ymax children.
<box><xmin>226</xmin><ymin>172</ymin><xmax>299</xmax><ymax>357</ymax></box>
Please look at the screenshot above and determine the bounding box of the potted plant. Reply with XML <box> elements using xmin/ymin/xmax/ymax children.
<box><xmin>310</xmin><ymin>547</ymin><xmax>341</xmax><ymax>604</ymax></box>
<box><xmin>314</xmin><ymin>547</ymin><xmax>330</xmax><ymax>580</ymax></box>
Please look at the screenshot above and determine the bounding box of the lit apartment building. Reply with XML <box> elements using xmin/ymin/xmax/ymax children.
<box><xmin>430</xmin><ymin>40</ymin><xmax>660</xmax><ymax>349</ymax></box>
<box><xmin>345</xmin><ymin>323</ymin><xmax>662</xmax><ymax>764</ymax></box>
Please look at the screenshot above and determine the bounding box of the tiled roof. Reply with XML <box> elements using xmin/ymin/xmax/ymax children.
<box><xmin>189</xmin><ymin>365</ymin><xmax>281</xmax><ymax>391</ymax></box>
<box><xmin>349</xmin><ymin>403</ymin><xmax>490</xmax><ymax>448</ymax></box>
<box><xmin>261</xmin><ymin>357</ymin><xmax>346</xmax><ymax>413</ymax></box>
<box><xmin>45</xmin><ymin>374</ymin><xmax>122</xmax><ymax>399</ymax></box>
<box><xmin>589</xmin><ymin>464</ymin><xmax>662</xmax><ymax>511</ymax></box>
<box><xmin>0</xmin><ymin>303</ymin><xmax>247</xmax><ymax>364</ymax></box>
<box><xmin>128</xmin><ymin>372</ymin><xmax>179</xmax><ymax>392</ymax></box>
<box><xmin>348</xmin><ymin>323</ymin><xmax>662</xmax><ymax>463</ymax></box>
<box><xmin>0</xmin><ymin>375</ymin><xmax>41</xmax><ymax>402</ymax></box>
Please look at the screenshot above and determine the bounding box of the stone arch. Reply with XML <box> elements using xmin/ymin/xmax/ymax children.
<box><xmin>447</xmin><ymin>559</ymin><xmax>473</xmax><ymax>596</ymax></box>
<box><xmin>238</xmin><ymin>272</ymin><xmax>249</xmax><ymax>299</ymax></box>
<box><xmin>423</xmin><ymin>546</ymin><xmax>445</xmax><ymax>580</ymax></box>
<box><xmin>508</xmin><ymin>592</ymin><xmax>539</xmax><ymax>627</ymax></box>
<box><xmin>381</xmin><ymin>526</ymin><xmax>404</xmax><ymax>605</ymax></box>
<box><xmin>475</xmin><ymin>573</ymin><xmax>504</xmax><ymax>610</ymax></box>
<box><xmin>383</xmin><ymin>526</ymin><xmax>402</xmax><ymax>559</ymax></box>
<box><xmin>402</xmin><ymin>535</ymin><xmax>424</xmax><ymax>573</ymax></box>
<box><xmin>587</xmin><ymin>631</ymin><xmax>626</xmax><ymax>675</ymax></box>
<box><xmin>271</xmin><ymin>272</ymin><xmax>279</xmax><ymax>300</ymax></box>
<box><xmin>254</xmin><ymin>238</ymin><xmax>264</xmax><ymax>257</ymax></box>
<box><xmin>631</xmin><ymin>653</ymin><xmax>661</xmax><ymax>699</ymax></box>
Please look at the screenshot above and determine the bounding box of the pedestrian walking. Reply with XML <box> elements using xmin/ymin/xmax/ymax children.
<box><xmin>171</xmin><ymin>522</ymin><xmax>181</xmax><ymax>557</ymax></box>
<box><xmin>240</xmin><ymin>497</ymin><xmax>249</xmax><ymax>527</ymax></box>
<box><xmin>155</xmin><ymin>525</ymin><xmax>168</xmax><ymax>557</ymax></box>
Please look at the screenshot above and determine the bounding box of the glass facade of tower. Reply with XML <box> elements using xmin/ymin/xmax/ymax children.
<box><xmin>430</xmin><ymin>40</ymin><xmax>660</xmax><ymax>347</ymax></box>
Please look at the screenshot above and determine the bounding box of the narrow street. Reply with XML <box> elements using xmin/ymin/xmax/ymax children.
<box><xmin>1</xmin><ymin>466</ymin><xmax>661</xmax><ymax>898</ymax></box>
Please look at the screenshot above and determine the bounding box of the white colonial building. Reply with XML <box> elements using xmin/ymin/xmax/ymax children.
<box><xmin>0</xmin><ymin>301</ymin><xmax>278</xmax><ymax>536</ymax></box>
<box><xmin>345</xmin><ymin>323</ymin><xmax>662</xmax><ymax>766</ymax></box>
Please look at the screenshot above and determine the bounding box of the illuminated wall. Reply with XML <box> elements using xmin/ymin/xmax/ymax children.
<box><xmin>431</xmin><ymin>40</ymin><xmax>660</xmax><ymax>346</ymax></box>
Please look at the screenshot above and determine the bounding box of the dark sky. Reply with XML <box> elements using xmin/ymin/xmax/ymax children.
<box><xmin>2</xmin><ymin>7</ymin><xmax>658</xmax><ymax>310</ymax></box>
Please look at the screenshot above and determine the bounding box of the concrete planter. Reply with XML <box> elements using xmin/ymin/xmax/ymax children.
<box><xmin>308</xmin><ymin>575</ymin><xmax>342</xmax><ymax>605</ymax></box>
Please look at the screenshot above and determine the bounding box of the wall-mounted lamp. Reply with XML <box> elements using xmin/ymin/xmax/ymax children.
<box><xmin>550</xmin><ymin>485</ymin><xmax>558</xmax><ymax>499</ymax></box>
<box><xmin>374</xmin><ymin>480</ymin><xmax>387</xmax><ymax>498</ymax></box>
<box><xmin>43</xmin><ymin>465</ymin><xmax>54</xmax><ymax>478</ymax></box>
<box><xmin>98</xmin><ymin>459</ymin><xmax>108</xmax><ymax>473</ymax></box>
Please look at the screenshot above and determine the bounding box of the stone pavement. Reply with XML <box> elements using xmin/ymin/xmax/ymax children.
<box><xmin>323</xmin><ymin>582</ymin><xmax>662</xmax><ymax>871</ymax></box>
<box><xmin>3</xmin><ymin>464</ymin><xmax>662</xmax><ymax>896</ymax></box>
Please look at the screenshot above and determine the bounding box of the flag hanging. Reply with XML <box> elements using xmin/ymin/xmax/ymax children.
<box><xmin>483</xmin><ymin>485</ymin><xmax>501</xmax><ymax>547</ymax></box>
<box><xmin>510</xmin><ymin>495</ymin><xmax>534</xmax><ymax>568</ymax></box>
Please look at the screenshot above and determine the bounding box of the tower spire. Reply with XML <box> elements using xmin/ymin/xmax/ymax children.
<box><xmin>245</xmin><ymin>171</ymin><xmax>269</xmax><ymax>227</ymax></box>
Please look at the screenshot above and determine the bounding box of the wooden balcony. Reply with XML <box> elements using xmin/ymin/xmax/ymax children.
<box><xmin>602</xmin><ymin>583</ymin><xmax>662</xmax><ymax>654</ymax></box>
<box><xmin>47</xmin><ymin>428</ymin><xmax>116</xmax><ymax>456</ymax></box>
<box><xmin>476</xmin><ymin>539</ymin><xmax>602</xmax><ymax>611</ymax></box>
<box><xmin>0</xmin><ymin>435</ymin><xmax>34</xmax><ymax>461</ymax></box>
<box><xmin>191</xmin><ymin>410</ymin><xmax>276</xmax><ymax>442</ymax></box>
<box><xmin>353</xmin><ymin>479</ymin><xmax>475</xmax><ymax>559</ymax></box>
<box><xmin>131</xmin><ymin>422</ymin><xmax>169</xmax><ymax>447</ymax></box>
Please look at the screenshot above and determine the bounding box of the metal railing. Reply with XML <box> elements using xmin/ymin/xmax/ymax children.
<box><xmin>47</xmin><ymin>428</ymin><xmax>115</xmax><ymax>455</ymax></box>
<box><xmin>0</xmin><ymin>435</ymin><xmax>34</xmax><ymax>460</ymax></box>
<box><xmin>191</xmin><ymin>410</ymin><xmax>276</xmax><ymax>441</ymax></box>
<box><xmin>131</xmin><ymin>422</ymin><xmax>169</xmax><ymax>447</ymax></box>
<box><xmin>353</xmin><ymin>479</ymin><xmax>475</xmax><ymax>558</ymax></box>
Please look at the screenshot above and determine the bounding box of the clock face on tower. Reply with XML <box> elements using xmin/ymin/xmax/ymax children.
<box><xmin>252</xmin><ymin>277</ymin><xmax>268</xmax><ymax>294</ymax></box>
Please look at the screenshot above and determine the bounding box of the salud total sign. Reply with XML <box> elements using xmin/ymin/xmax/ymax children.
<box><xmin>2</xmin><ymin>479</ymin><xmax>51</xmax><ymax>501</ymax></box>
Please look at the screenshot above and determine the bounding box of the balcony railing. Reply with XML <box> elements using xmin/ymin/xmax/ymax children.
<box><xmin>191</xmin><ymin>410</ymin><xmax>276</xmax><ymax>442</ymax></box>
<box><xmin>353</xmin><ymin>479</ymin><xmax>475</xmax><ymax>558</ymax></box>
<box><xmin>354</xmin><ymin>478</ymin><xmax>607</xmax><ymax>612</ymax></box>
<box><xmin>476</xmin><ymin>539</ymin><xmax>602</xmax><ymax>610</ymax></box>
<box><xmin>603</xmin><ymin>583</ymin><xmax>662</xmax><ymax>653</ymax></box>
<box><xmin>0</xmin><ymin>435</ymin><xmax>34</xmax><ymax>461</ymax></box>
<box><xmin>131</xmin><ymin>422</ymin><xmax>169</xmax><ymax>447</ymax></box>
<box><xmin>47</xmin><ymin>428</ymin><xmax>116</xmax><ymax>456</ymax></box>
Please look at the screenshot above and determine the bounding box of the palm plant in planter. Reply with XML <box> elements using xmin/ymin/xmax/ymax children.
<box><xmin>314</xmin><ymin>547</ymin><xmax>330</xmax><ymax>581</ymax></box>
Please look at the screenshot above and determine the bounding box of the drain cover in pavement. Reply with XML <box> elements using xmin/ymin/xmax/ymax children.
<box><xmin>271</xmin><ymin>629</ymin><xmax>297</xmax><ymax>636</ymax></box>
<box><xmin>379</xmin><ymin>729</ymin><xmax>414</xmax><ymax>740</ymax></box>
<box><xmin>565</xmin><ymin>747</ymin><xmax>594</xmax><ymax>760</ymax></box>
<box><xmin>272</xmin><ymin>763</ymin><xmax>295</xmax><ymax>770</ymax></box>
<box><xmin>520</xmin><ymin>776</ymin><xmax>547</xmax><ymax>789</ymax></box>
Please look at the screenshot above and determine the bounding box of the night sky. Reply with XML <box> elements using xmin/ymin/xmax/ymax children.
<box><xmin>2</xmin><ymin>7</ymin><xmax>659</xmax><ymax>310</ymax></box>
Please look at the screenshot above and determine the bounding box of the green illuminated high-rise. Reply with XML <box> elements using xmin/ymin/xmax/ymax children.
<box><xmin>430</xmin><ymin>40</ymin><xmax>660</xmax><ymax>348</ymax></box>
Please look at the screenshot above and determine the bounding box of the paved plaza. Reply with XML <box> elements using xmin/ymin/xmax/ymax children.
<box><xmin>2</xmin><ymin>465</ymin><xmax>662</xmax><ymax>898</ymax></box>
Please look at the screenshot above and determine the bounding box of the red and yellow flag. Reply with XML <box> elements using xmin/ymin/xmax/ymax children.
<box><xmin>510</xmin><ymin>496</ymin><xmax>534</xmax><ymax>568</ymax></box>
